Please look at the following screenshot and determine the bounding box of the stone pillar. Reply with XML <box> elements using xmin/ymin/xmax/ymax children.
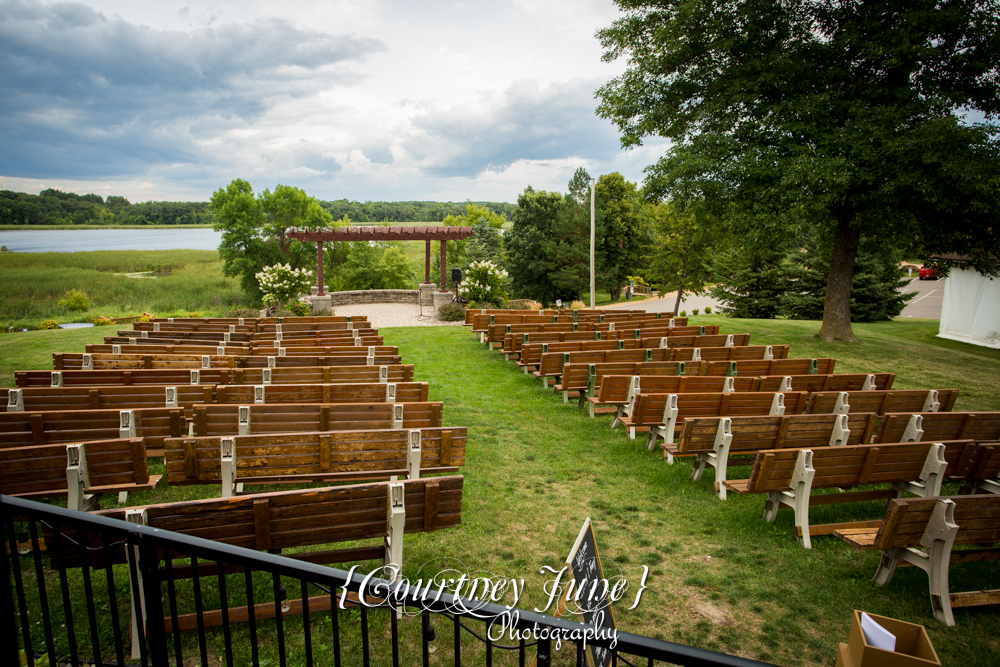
<box><xmin>424</xmin><ymin>239</ymin><xmax>432</xmax><ymax>284</ymax></box>
<box><xmin>316</xmin><ymin>241</ymin><xmax>325</xmax><ymax>296</ymax></box>
<box><xmin>439</xmin><ymin>239</ymin><xmax>447</xmax><ymax>292</ymax></box>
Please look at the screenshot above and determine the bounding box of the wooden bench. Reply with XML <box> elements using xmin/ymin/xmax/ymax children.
<box><xmin>874</xmin><ymin>412</ymin><xmax>1000</xmax><ymax>443</ymax></box>
<box><xmin>214</xmin><ymin>382</ymin><xmax>429</xmax><ymax>405</ymax></box>
<box><xmin>757</xmin><ymin>373</ymin><xmax>895</xmax><ymax>393</ymax></box>
<box><xmin>239</xmin><ymin>354</ymin><xmax>404</xmax><ymax>368</ymax></box>
<box><xmin>958</xmin><ymin>442</ymin><xmax>1000</xmax><ymax>494</ymax></box>
<box><xmin>488</xmin><ymin>322</ymin><xmax>602</xmax><ymax>348</ymax></box>
<box><xmin>164</xmin><ymin>426</ymin><xmax>466</xmax><ymax>496</ymax></box>
<box><xmin>190</xmin><ymin>402</ymin><xmax>444</xmax><ymax>437</ymax></box>
<box><xmin>805</xmin><ymin>389</ymin><xmax>959</xmax><ymax>415</ymax></box>
<box><xmin>534</xmin><ymin>346</ymin><xmax>673</xmax><ymax>389</ymax></box>
<box><xmin>592</xmin><ymin>375</ymin><xmax>760</xmax><ymax>426</ymax></box>
<box><xmin>232</xmin><ymin>364</ymin><xmax>415</xmax><ymax>385</ymax></box>
<box><xmin>518</xmin><ymin>340</ymin><xmax>639</xmax><ymax>372</ymax></box>
<box><xmin>559</xmin><ymin>360</ymin><xmax>708</xmax><ymax>410</ymax></box>
<box><xmin>704</xmin><ymin>358</ymin><xmax>837</xmax><ymax>377</ymax></box>
<box><xmin>87</xmin><ymin>343</ymin><xmax>252</xmax><ymax>356</ymax></box>
<box><xmin>0</xmin><ymin>437</ymin><xmax>159</xmax><ymax>510</ymax></box>
<box><xmin>250</xmin><ymin>332</ymin><xmax>381</xmax><ymax>345</ymax></box>
<box><xmin>243</xmin><ymin>344</ymin><xmax>398</xmax><ymax>356</ymax></box>
<box><xmin>15</xmin><ymin>368</ymin><xmax>234</xmax><ymax>388</ymax></box>
<box><xmin>624</xmin><ymin>391</ymin><xmax>810</xmax><ymax>449</ymax></box>
<box><xmin>671</xmin><ymin>345</ymin><xmax>789</xmax><ymax>362</ymax></box>
<box><xmin>112</xmin><ymin>330</ymin><xmax>254</xmax><ymax>344</ymax></box>
<box><xmin>653</xmin><ymin>333</ymin><xmax>751</xmax><ymax>349</ymax></box>
<box><xmin>666</xmin><ymin>413</ymin><xmax>878</xmax><ymax>506</ymax></box>
<box><xmin>0</xmin><ymin>407</ymin><xmax>185</xmax><ymax>456</ymax></box>
<box><xmin>3</xmin><ymin>385</ymin><xmax>214</xmax><ymax>416</ymax></box>
<box><xmin>499</xmin><ymin>329</ymin><xmax>610</xmax><ymax>357</ymax></box>
<box><xmin>723</xmin><ymin>440</ymin><xmax>974</xmax><ymax>547</ymax></box>
<box><xmin>47</xmin><ymin>476</ymin><xmax>462</xmax><ymax>639</ymax></box>
<box><xmin>53</xmin><ymin>352</ymin><xmax>238</xmax><ymax>370</ymax></box>
<box><xmin>835</xmin><ymin>494</ymin><xmax>1000</xmax><ymax>625</ymax></box>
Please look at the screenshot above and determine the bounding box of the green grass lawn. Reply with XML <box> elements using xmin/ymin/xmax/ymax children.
<box><xmin>4</xmin><ymin>318</ymin><xmax>999</xmax><ymax>666</ymax></box>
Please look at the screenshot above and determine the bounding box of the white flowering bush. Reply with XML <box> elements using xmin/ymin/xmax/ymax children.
<box><xmin>456</xmin><ymin>260</ymin><xmax>508</xmax><ymax>307</ymax></box>
<box><xmin>255</xmin><ymin>264</ymin><xmax>314</xmax><ymax>309</ymax></box>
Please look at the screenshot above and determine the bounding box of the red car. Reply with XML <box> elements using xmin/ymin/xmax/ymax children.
<box><xmin>919</xmin><ymin>266</ymin><xmax>941</xmax><ymax>280</ymax></box>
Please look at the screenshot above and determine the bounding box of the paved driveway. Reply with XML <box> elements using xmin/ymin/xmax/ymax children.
<box><xmin>899</xmin><ymin>277</ymin><xmax>945</xmax><ymax>319</ymax></box>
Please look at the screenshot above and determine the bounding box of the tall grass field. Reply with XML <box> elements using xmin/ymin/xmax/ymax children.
<box><xmin>0</xmin><ymin>250</ymin><xmax>252</xmax><ymax>328</ymax></box>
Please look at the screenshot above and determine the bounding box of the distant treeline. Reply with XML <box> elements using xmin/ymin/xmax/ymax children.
<box><xmin>0</xmin><ymin>189</ymin><xmax>214</xmax><ymax>226</ymax></box>
<box><xmin>320</xmin><ymin>199</ymin><xmax>517</xmax><ymax>222</ymax></box>
<box><xmin>1</xmin><ymin>189</ymin><xmax>518</xmax><ymax>226</ymax></box>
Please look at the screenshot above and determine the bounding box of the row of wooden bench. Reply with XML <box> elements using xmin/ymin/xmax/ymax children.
<box><xmin>14</xmin><ymin>364</ymin><xmax>416</xmax><ymax>387</ymax></box>
<box><xmin>52</xmin><ymin>351</ymin><xmax>404</xmax><ymax>370</ymax></box>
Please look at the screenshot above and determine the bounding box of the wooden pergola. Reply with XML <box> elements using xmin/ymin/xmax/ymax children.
<box><xmin>286</xmin><ymin>226</ymin><xmax>475</xmax><ymax>295</ymax></box>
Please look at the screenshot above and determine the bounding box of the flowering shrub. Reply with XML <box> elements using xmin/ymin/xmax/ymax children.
<box><xmin>290</xmin><ymin>299</ymin><xmax>312</xmax><ymax>316</ymax></box>
<box><xmin>58</xmin><ymin>289</ymin><xmax>89</xmax><ymax>311</ymax></box>
<box><xmin>456</xmin><ymin>261</ymin><xmax>508</xmax><ymax>308</ymax></box>
<box><xmin>92</xmin><ymin>316</ymin><xmax>114</xmax><ymax>326</ymax></box>
<box><xmin>256</xmin><ymin>264</ymin><xmax>314</xmax><ymax>308</ymax></box>
<box><xmin>138</xmin><ymin>313</ymin><xmax>154</xmax><ymax>322</ymax></box>
<box><xmin>39</xmin><ymin>319</ymin><xmax>60</xmax><ymax>330</ymax></box>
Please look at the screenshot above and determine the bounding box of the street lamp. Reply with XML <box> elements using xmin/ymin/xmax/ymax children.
<box><xmin>590</xmin><ymin>177</ymin><xmax>596</xmax><ymax>309</ymax></box>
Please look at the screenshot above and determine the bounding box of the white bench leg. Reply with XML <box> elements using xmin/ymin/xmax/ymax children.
<box><xmin>563</xmin><ymin>391</ymin><xmax>569</xmax><ymax>403</ymax></box>
<box><xmin>691</xmin><ymin>454</ymin><xmax>708</xmax><ymax>481</ymax></box>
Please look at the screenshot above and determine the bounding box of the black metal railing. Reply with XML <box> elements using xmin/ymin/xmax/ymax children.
<box><xmin>2</xmin><ymin>495</ymin><xmax>776</xmax><ymax>667</ymax></box>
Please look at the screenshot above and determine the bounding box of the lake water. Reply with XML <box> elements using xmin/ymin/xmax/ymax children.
<box><xmin>0</xmin><ymin>228</ymin><xmax>223</xmax><ymax>253</ymax></box>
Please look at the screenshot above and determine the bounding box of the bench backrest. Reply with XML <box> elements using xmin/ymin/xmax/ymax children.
<box><xmin>191</xmin><ymin>402</ymin><xmax>443</xmax><ymax>437</ymax></box>
<box><xmin>676</xmin><ymin>413</ymin><xmax>880</xmax><ymax>455</ymax></box>
<box><xmin>0</xmin><ymin>437</ymin><xmax>149</xmax><ymax>498</ymax></box>
<box><xmin>561</xmin><ymin>361</ymin><xmax>708</xmax><ymax>393</ymax></box>
<box><xmin>806</xmin><ymin>389</ymin><xmax>959</xmax><ymax>415</ymax></box>
<box><xmin>250</xmin><ymin>333</ymin><xmax>381</xmax><ymax>345</ymax></box>
<box><xmin>54</xmin><ymin>353</ymin><xmax>237</xmax><ymax>370</ymax></box>
<box><xmin>872</xmin><ymin>495</ymin><xmax>1000</xmax><ymax>551</ymax></box>
<box><xmin>233</xmin><ymin>365</ymin><xmax>415</xmax><ymax>385</ymax></box>
<box><xmin>520</xmin><ymin>340</ymin><xmax>634</xmax><ymax>367</ymax></box>
<box><xmin>2</xmin><ymin>385</ymin><xmax>214</xmax><ymax>414</ymax></box>
<box><xmin>239</xmin><ymin>354</ymin><xmax>403</xmax><ymax>368</ymax></box>
<box><xmin>214</xmin><ymin>382</ymin><xmax>429</xmax><ymax>405</ymax></box>
<box><xmin>658</xmin><ymin>334</ymin><xmax>751</xmax><ymax>349</ymax></box>
<box><xmin>743</xmin><ymin>440</ymin><xmax>975</xmax><ymax>494</ymax></box>
<box><xmin>756</xmin><ymin>373</ymin><xmax>896</xmax><ymax>393</ymax></box>
<box><xmin>87</xmin><ymin>343</ymin><xmax>252</xmax><ymax>356</ymax></box>
<box><xmin>49</xmin><ymin>476</ymin><xmax>463</xmax><ymax>569</ymax></box>
<box><xmin>243</xmin><ymin>345</ymin><xmax>398</xmax><ymax>356</ymax></box>
<box><xmin>704</xmin><ymin>358</ymin><xmax>837</xmax><ymax>377</ymax></box>
<box><xmin>631</xmin><ymin>391</ymin><xmax>810</xmax><ymax>427</ymax></box>
<box><xmin>0</xmin><ymin>408</ymin><xmax>184</xmax><ymax>448</ymax></box>
<box><xmin>15</xmin><ymin>368</ymin><xmax>233</xmax><ymax>388</ymax></box>
<box><xmin>505</xmin><ymin>330</ymin><xmax>615</xmax><ymax>353</ymax></box>
<box><xmin>113</xmin><ymin>331</ymin><xmax>253</xmax><ymax>343</ymax></box>
<box><xmin>596</xmin><ymin>375</ymin><xmax>759</xmax><ymax>406</ymax></box>
<box><xmin>875</xmin><ymin>412</ymin><xmax>1000</xmax><ymax>443</ymax></box>
<box><xmin>164</xmin><ymin>427</ymin><xmax>466</xmax><ymax>484</ymax></box>
<box><xmin>671</xmin><ymin>345</ymin><xmax>790</xmax><ymax>362</ymax></box>
<box><xmin>960</xmin><ymin>443</ymin><xmax>1000</xmax><ymax>483</ymax></box>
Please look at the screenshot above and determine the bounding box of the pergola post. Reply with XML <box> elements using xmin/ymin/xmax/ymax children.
<box><xmin>424</xmin><ymin>239</ymin><xmax>432</xmax><ymax>283</ymax></box>
<box><xmin>316</xmin><ymin>241</ymin><xmax>325</xmax><ymax>296</ymax></box>
<box><xmin>439</xmin><ymin>240</ymin><xmax>447</xmax><ymax>292</ymax></box>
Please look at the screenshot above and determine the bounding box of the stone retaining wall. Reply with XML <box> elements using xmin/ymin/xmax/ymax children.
<box><xmin>325</xmin><ymin>290</ymin><xmax>419</xmax><ymax>306</ymax></box>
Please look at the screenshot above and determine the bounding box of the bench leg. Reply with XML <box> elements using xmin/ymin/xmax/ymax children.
<box><xmin>589</xmin><ymin>401</ymin><xmax>595</xmax><ymax>418</ymax></box>
<box><xmin>874</xmin><ymin>550</ymin><xmax>902</xmax><ymax>587</ymax></box>
<box><xmin>578</xmin><ymin>394</ymin><xmax>586</xmax><ymax>409</ymax></box>
<box><xmin>692</xmin><ymin>454</ymin><xmax>708</xmax><ymax>481</ymax></box>
<box><xmin>629</xmin><ymin>426</ymin><xmax>636</xmax><ymax>440</ymax></box>
<box><xmin>542</xmin><ymin>377</ymin><xmax>549</xmax><ymax>390</ymax></box>
<box><xmin>610</xmin><ymin>409</ymin><xmax>623</xmax><ymax>430</ymax></box>
<box><xmin>763</xmin><ymin>492</ymin><xmax>781</xmax><ymax>523</ymax></box>
<box><xmin>118</xmin><ymin>491</ymin><xmax>129</xmax><ymax>504</ymax></box>
<box><xmin>563</xmin><ymin>391</ymin><xmax>569</xmax><ymax>403</ymax></box>
<box><xmin>646</xmin><ymin>430</ymin><xmax>660</xmax><ymax>451</ymax></box>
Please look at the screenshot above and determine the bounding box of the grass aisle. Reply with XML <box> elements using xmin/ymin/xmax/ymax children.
<box><xmin>386</xmin><ymin>323</ymin><xmax>999</xmax><ymax>667</ymax></box>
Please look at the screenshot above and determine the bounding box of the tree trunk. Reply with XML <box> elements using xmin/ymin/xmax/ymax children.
<box><xmin>817</xmin><ymin>213</ymin><xmax>862</xmax><ymax>342</ymax></box>
<box><xmin>673</xmin><ymin>283</ymin><xmax>685</xmax><ymax>318</ymax></box>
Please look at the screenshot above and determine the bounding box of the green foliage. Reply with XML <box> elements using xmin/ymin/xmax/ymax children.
<box><xmin>92</xmin><ymin>317</ymin><xmax>114</xmax><ymax>325</ymax></box>
<box><xmin>643</xmin><ymin>201</ymin><xmax>717</xmax><ymax>313</ymax></box>
<box><xmin>567</xmin><ymin>167</ymin><xmax>593</xmax><ymax>205</ymax></box>
<box><xmin>289</xmin><ymin>301</ymin><xmax>312</xmax><ymax>316</ymax></box>
<box><xmin>505</xmin><ymin>187</ymin><xmax>565</xmax><ymax>304</ymax></box>
<box><xmin>691</xmin><ymin>309</ymin><xmax>699</xmax><ymax>316</ymax></box>
<box><xmin>39</xmin><ymin>319</ymin><xmax>59</xmax><ymax>330</ymax></box>
<box><xmin>679</xmin><ymin>310</ymin><xmax>686</xmax><ymax>317</ymax></box>
<box><xmin>545</xmin><ymin>197</ymin><xmax>595</xmax><ymax>302</ymax></box>
<box><xmin>211</xmin><ymin>179</ymin><xmax>279</xmax><ymax>303</ymax></box>
<box><xmin>781</xmin><ymin>230</ymin><xmax>915</xmax><ymax>322</ymax></box>
<box><xmin>321</xmin><ymin>199</ymin><xmax>515</xmax><ymax>223</ymax></box>
<box><xmin>464</xmin><ymin>219</ymin><xmax>506</xmax><ymax>268</ymax></box>
<box><xmin>57</xmin><ymin>289</ymin><xmax>89</xmax><ymax>311</ymax></box>
<box><xmin>0</xmin><ymin>189</ymin><xmax>213</xmax><ymax>226</ymax></box>
<box><xmin>709</xmin><ymin>247</ymin><xmax>788</xmax><ymax>319</ymax></box>
<box><xmin>0</xmin><ymin>250</ymin><xmax>249</xmax><ymax>328</ymax></box>
<box><xmin>704</xmin><ymin>306</ymin><xmax>711</xmax><ymax>314</ymax></box>
<box><xmin>595</xmin><ymin>173</ymin><xmax>645</xmax><ymax>301</ymax></box>
<box><xmin>436</xmin><ymin>302</ymin><xmax>466</xmax><ymax>321</ymax></box>
<box><xmin>335</xmin><ymin>242</ymin><xmax>416</xmax><ymax>291</ymax></box>
<box><xmin>256</xmin><ymin>263</ymin><xmax>314</xmax><ymax>308</ymax></box>
<box><xmin>226</xmin><ymin>307</ymin><xmax>261</xmax><ymax>318</ymax></box>
<box><xmin>596</xmin><ymin>0</ymin><xmax>1000</xmax><ymax>338</ymax></box>
<box><xmin>457</xmin><ymin>261</ymin><xmax>509</xmax><ymax>308</ymax></box>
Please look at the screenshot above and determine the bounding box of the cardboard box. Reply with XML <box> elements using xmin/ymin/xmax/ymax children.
<box><xmin>835</xmin><ymin>642</ymin><xmax>853</xmax><ymax>667</ymax></box>
<box><xmin>848</xmin><ymin>610</ymin><xmax>940</xmax><ymax>667</ymax></box>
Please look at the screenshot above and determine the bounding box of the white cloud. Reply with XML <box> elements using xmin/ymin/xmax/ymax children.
<box><xmin>0</xmin><ymin>0</ymin><xmax>660</xmax><ymax>202</ymax></box>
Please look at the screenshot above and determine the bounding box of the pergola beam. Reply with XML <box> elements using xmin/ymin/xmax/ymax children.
<box><xmin>286</xmin><ymin>226</ymin><xmax>474</xmax><ymax>242</ymax></box>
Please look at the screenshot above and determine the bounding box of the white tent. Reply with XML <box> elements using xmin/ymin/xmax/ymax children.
<box><xmin>938</xmin><ymin>267</ymin><xmax>1000</xmax><ymax>349</ymax></box>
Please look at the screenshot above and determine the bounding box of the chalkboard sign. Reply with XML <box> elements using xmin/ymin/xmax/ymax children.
<box><xmin>565</xmin><ymin>517</ymin><xmax>617</xmax><ymax>667</ymax></box>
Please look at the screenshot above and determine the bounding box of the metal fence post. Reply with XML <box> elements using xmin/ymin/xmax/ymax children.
<box><xmin>138</xmin><ymin>540</ymin><xmax>170</xmax><ymax>667</ymax></box>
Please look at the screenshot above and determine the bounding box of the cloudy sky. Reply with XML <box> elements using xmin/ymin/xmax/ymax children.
<box><xmin>0</xmin><ymin>0</ymin><xmax>669</xmax><ymax>203</ymax></box>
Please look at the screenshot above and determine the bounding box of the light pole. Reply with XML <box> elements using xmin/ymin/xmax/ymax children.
<box><xmin>589</xmin><ymin>177</ymin><xmax>596</xmax><ymax>309</ymax></box>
